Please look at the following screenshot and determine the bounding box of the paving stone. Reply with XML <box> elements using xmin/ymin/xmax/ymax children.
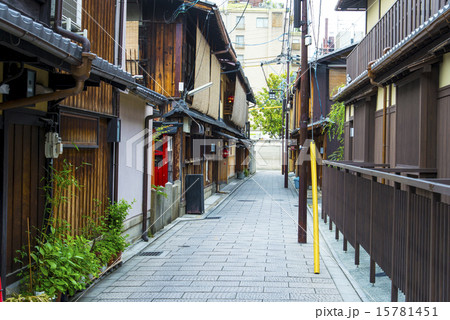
<box><xmin>78</xmin><ymin>172</ymin><xmax>363</xmax><ymax>302</ymax></box>
<box><xmin>161</xmin><ymin>286</ymin><xmax>213</xmax><ymax>292</ymax></box>
<box><xmin>239</xmin><ymin>281</ymin><xmax>289</xmax><ymax>287</ymax></box>
<box><xmin>182</xmin><ymin>292</ymin><xmax>237</xmax><ymax>299</ymax></box>
<box><xmin>190</xmin><ymin>281</ymin><xmax>240</xmax><ymax>287</ymax></box>
<box><xmin>172</xmin><ymin>275</ymin><xmax>219</xmax><ymax>281</ymax></box>
<box><xmin>110</xmin><ymin>286</ymin><xmax>164</xmax><ymax>293</ymax></box>
<box><xmin>212</xmin><ymin>286</ymin><xmax>263</xmax><ymax>293</ymax></box>
<box><xmin>129</xmin><ymin>292</ymin><xmax>184</xmax><ymax>299</ymax></box>
<box><xmin>110</xmin><ymin>280</ymin><xmax>145</xmax><ymax>287</ymax></box>
<box><xmin>235</xmin><ymin>292</ymin><xmax>290</xmax><ymax>300</ymax></box>
<box><xmin>96</xmin><ymin>292</ymin><xmax>133</xmax><ymax>299</ymax></box>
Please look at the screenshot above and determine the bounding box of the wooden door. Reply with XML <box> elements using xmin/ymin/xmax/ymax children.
<box><xmin>2</xmin><ymin>112</ymin><xmax>47</xmax><ymax>286</ymax></box>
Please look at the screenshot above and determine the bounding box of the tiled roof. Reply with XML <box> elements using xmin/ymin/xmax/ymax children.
<box><xmin>0</xmin><ymin>3</ymin><xmax>167</xmax><ymax>105</ymax></box>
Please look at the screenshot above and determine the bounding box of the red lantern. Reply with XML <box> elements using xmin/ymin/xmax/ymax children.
<box><xmin>222</xmin><ymin>147</ymin><xmax>229</xmax><ymax>158</ymax></box>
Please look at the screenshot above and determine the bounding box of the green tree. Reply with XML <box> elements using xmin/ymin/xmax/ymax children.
<box><xmin>250</xmin><ymin>73</ymin><xmax>286</xmax><ymax>139</ymax></box>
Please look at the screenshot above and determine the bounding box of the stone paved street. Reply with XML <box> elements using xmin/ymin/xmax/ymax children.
<box><xmin>79</xmin><ymin>171</ymin><xmax>363</xmax><ymax>302</ymax></box>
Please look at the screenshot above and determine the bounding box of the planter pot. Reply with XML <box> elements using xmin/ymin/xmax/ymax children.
<box><xmin>107</xmin><ymin>252</ymin><xmax>122</xmax><ymax>267</ymax></box>
<box><xmin>237</xmin><ymin>171</ymin><xmax>245</xmax><ymax>179</ymax></box>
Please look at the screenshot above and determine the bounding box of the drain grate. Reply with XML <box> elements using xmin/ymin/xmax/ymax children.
<box><xmin>205</xmin><ymin>216</ymin><xmax>221</xmax><ymax>220</ymax></box>
<box><xmin>237</xmin><ymin>200</ymin><xmax>256</xmax><ymax>202</ymax></box>
<box><xmin>138</xmin><ymin>251</ymin><xmax>163</xmax><ymax>256</ymax></box>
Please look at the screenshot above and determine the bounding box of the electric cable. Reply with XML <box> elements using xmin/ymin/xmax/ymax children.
<box><xmin>227</xmin><ymin>0</ymin><xmax>250</xmax><ymax>34</ymax></box>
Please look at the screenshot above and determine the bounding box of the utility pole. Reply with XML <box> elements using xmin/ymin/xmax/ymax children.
<box><xmin>298</xmin><ymin>0</ymin><xmax>309</xmax><ymax>243</ymax></box>
<box><xmin>284</xmin><ymin>34</ymin><xmax>290</xmax><ymax>189</ymax></box>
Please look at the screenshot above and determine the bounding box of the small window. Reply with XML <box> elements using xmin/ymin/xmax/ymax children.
<box><xmin>292</xmin><ymin>38</ymin><xmax>300</xmax><ymax>50</ymax></box>
<box><xmin>235</xmin><ymin>35</ymin><xmax>244</xmax><ymax>48</ymax></box>
<box><xmin>60</xmin><ymin>113</ymin><xmax>99</xmax><ymax>148</ymax></box>
<box><xmin>236</xmin><ymin>16</ymin><xmax>245</xmax><ymax>29</ymax></box>
<box><xmin>256</xmin><ymin>17</ymin><xmax>268</xmax><ymax>28</ymax></box>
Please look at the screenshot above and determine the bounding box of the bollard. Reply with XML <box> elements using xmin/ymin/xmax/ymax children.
<box><xmin>310</xmin><ymin>141</ymin><xmax>320</xmax><ymax>274</ymax></box>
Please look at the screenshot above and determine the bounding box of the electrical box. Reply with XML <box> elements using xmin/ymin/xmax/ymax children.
<box><xmin>107</xmin><ymin>118</ymin><xmax>121</xmax><ymax>143</ymax></box>
<box><xmin>45</xmin><ymin>132</ymin><xmax>63</xmax><ymax>159</ymax></box>
<box><xmin>3</xmin><ymin>67</ymin><xmax>36</xmax><ymax>101</ymax></box>
<box><xmin>185</xmin><ymin>174</ymin><xmax>204</xmax><ymax>214</ymax></box>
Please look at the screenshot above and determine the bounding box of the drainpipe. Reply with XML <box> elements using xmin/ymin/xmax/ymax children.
<box><xmin>54</xmin><ymin>0</ymin><xmax>91</xmax><ymax>52</ymax></box>
<box><xmin>0</xmin><ymin>52</ymin><xmax>96</xmax><ymax>111</ymax></box>
<box><xmin>142</xmin><ymin>115</ymin><xmax>153</xmax><ymax>241</ymax></box>
<box><xmin>368</xmin><ymin>48</ymin><xmax>390</xmax><ymax>180</ymax></box>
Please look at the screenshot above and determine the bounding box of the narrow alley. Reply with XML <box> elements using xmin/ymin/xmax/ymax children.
<box><xmin>79</xmin><ymin>171</ymin><xmax>362</xmax><ymax>302</ymax></box>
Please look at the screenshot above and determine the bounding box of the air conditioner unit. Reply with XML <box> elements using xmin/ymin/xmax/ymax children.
<box><xmin>62</xmin><ymin>0</ymin><xmax>83</xmax><ymax>32</ymax></box>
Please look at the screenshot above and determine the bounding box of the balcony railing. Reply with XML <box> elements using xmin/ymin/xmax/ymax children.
<box><xmin>322</xmin><ymin>160</ymin><xmax>450</xmax><ymax>302</ymax></box>
<box><xmin>346</xmin><ymin>0</ymin><xmax>449</xmax><ymax>80</ymax></box>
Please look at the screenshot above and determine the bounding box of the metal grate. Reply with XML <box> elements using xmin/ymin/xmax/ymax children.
<box><xmin>205</xmin><ymin>216</ymin><xmax>221</xmax><ymax>220</ymax></box>
<box><xmin>237</xmin><ymin>200</ymin><xmax>256</xmax><ymax>202</ymax></box>
<box><xmin>138</xmin><ymin>251</ymin><xmax>163</xmax><ymax>256</ymax></box>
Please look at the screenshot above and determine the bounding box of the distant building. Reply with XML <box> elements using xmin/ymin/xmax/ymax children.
<box><xmin>222</xmin><ymin>1</ymin><xmax>302</xmax><ymax>93</ymax></box>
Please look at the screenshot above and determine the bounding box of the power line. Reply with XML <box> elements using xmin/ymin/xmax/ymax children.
<box><xmin>227</xmin><ymin>0</ymin><xmax>250</xmax><ymax>34</ymax></box>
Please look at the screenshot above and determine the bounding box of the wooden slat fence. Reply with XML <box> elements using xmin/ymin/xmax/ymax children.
<box><xmin>322</xmin><ymin>161</ymin><xmax>450</xmax><ymax>301</ymax></box>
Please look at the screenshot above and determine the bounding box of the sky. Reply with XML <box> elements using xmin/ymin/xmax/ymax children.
<box><xmin>207</xmin><ymin>0</ymin><xmax>366</xmax><ymax>52</ymax></box>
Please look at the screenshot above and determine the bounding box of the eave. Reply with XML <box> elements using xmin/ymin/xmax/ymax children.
<box><xmin>333</xmin><ymin>4</ymin><xmax>450</xmax><ymax>103</ymax></box>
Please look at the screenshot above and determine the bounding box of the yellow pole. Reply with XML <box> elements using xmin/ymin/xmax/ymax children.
<box><xmin>310</xmin><ymin>141</ymin><xmax>320</xmax><ymax>274</ymax></box>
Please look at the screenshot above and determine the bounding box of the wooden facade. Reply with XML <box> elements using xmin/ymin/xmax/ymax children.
<box><xmin>290</xmin><ymin>45</ymin><xmax>356</xmax><ymax>182</ymax></box>
<box><xmin>131</xmin><ymin>0</ymin><xmax>254</xmax><ymax>201</ymax></box>
<box><xmin>327</xmin><ymin>0</ymin><xmax>450</xmax><ymax>301</ymax></box>
<box><xmin>0</xmin><ymin>0</ymin><xmax>157</xmax><ymax>290</ymax></box>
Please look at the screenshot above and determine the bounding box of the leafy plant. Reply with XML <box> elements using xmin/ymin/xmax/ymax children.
<box><xmin>5</xmin><ymin>293</ymin><xmax>52</xmax><ymax>302</ymax></box>
<box><xmin>323</xmin><ymin>100</ymin><xmax>345</xmax><ymax>160</ymax></box>
<box><xmin>152</xmin><ymin>184</ymin><xmax>168</xmax><ymax>198</ymax></box>
<box><xmin>15</xmin><ymin>220</ymin><xmax>101</xmax><ymax>297</ymax></box>
<box><xmin>243</xmin><ymin>168</ymin><xmax>249</xmax><ymax>177</ymax></box>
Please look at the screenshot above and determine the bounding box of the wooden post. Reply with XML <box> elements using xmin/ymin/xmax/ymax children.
<box><xmin>370</xmin><ymin>176</ymin><xmax>377</xmax><ymax>284</ymax></box>
<box><xmin>298</xmin><ymin>0</ymin><xmax>309</xmax><ymax>243</ymax></box>
<box><xmin>429</xmin><ymin>192</ymin><xmax>440</xmax><ymax>301</ymax></box>
<box><xmin>391</xmin><ymin>181</ymin><xmax>401</xmax><ymax>302</ymax></box>
<box><xmin>405</xmin><ymin>185</ymin><xmax>415</xmax><ymax>301</ymax></box>
<box><xmin>355</xmin><ymin>173</ymin><xmax>360</xmax><ymax>266</ymax></box>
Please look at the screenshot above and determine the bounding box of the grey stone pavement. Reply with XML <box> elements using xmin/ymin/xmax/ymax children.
<box><xmin>78</xmin><ymin>171</ymin><xmax>366</xmax><ymax>302</ymax></box>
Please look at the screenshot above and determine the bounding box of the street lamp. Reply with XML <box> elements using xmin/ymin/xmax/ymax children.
<box><xmin>269</xmin><ymin>90</ymin><xmax>276</xmax><ymax>100</ymax></box>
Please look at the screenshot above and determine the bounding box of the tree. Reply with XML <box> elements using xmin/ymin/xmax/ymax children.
<box><xmin>250</xmin><ymin>73</ymin><xmax>286</xmax><ymax>139</ymax></box>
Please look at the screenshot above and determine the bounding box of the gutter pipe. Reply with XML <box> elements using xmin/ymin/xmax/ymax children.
<box><xmin>54</xmin><ymin>0</ymin><xmax>91</xmax><ymax>52</ymax></box>
<box><xmin>0</xmin><ymin>52</ymin><xmax>96</xmax><ymax>111</ymax></box>
<box><xmin>142</xmin><ymin>115</ymin><xmax>153</xmax><ymax>241</ymax></box>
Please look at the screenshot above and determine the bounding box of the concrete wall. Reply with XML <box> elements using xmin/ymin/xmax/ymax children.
<box><xmin>254</xmin><ymin>139</ymin><xmax>282</xmax><ymax>170</ymax></box>
<box><xmin>223</xmin><ymin>8</ymin><xmax>301</xmax><ymax>93</ymax></box>
<box><xmin>118</xmin><ymin>92</ymin><xmax>152</xmax><ymax>240</ymax></box>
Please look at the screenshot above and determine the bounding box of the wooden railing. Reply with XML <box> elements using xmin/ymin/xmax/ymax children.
<box><xmin>322</xmin><ymin>160</ymin><xmax>450</xmax><ymax>302</ymax></box>
<box><xmin>347</xmin><ymin>0</ymin><xmax>449</xmax><ymax>80</ymax></box>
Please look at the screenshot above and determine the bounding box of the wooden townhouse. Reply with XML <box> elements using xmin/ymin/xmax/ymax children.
<box><xmin>0</xmin><ymin>0</ymin><xmax>166</xmax><ymax>296</ymax></box>
<box><xmin>290</xmin><ymin>44</ymin><xmax>356</xmax><ymax>185</ymax></box>
<box><xmin>322</xmin><ymin>0</ymin><xmax>450</xmax><ymax>301</ymax></box>
<box><xmin>126</xmin><ymin>0</ymin><xmax>255</xmax><ymax>214</ymax></box>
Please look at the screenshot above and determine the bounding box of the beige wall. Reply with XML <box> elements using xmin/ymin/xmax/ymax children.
<box><xmin>367</xmin><ymin>0</ymin><xmax>379</xmax><ymax>32</ymax></box>
<box><xmin>381</xmin><ymin>0</ymin><xmax>397</xmax><ymax>16</ymax></box>
<box><xmin>439</xmin><ymin>53</ymin><xmax>450</xmax><ymax>88</ymax></box>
